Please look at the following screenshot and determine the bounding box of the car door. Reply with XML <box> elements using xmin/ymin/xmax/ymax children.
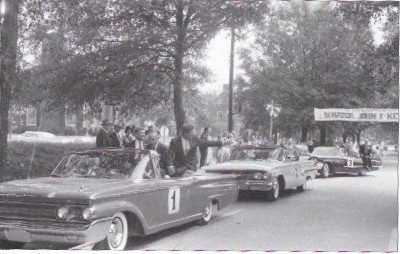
<box><xmin>130</xmin><ymin>153</ymin><xmax>194</xmax><ymax>231</ymax></box>
<box><xmin>278</xmin><ymin>158</ymin><xmax>298</xmax><ymax>189</ymax></box>
<box><xmin>292</xmin><ymin>159</ymin><xmax>309</xmax><ymax>185</ymax></box>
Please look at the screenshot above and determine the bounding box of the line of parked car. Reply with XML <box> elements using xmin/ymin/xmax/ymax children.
<box><xmin>0</xmin><ymin>141</ymin><xmax>383</xmax><ymax>250</ymax></box>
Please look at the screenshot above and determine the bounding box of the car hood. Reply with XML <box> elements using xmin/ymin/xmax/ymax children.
<box><xmin>0</xmin><ymin>177</ymin><xmax>131</xmax><ymax>204</ymax></box>
<box><xmin>203</xmin><ymin>160</ymin><xmax>281</xmax><ymax>173</ymax></box>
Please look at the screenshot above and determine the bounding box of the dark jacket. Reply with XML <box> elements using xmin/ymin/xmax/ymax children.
<box><xmin>199</xmin><ymin>134</ymin><xmax>209</xmax><ymax>167</ymax></box>
<box><xmin>169</xmin><ymin>136</ymin><xmax>222</xmax><ymax>172</ymax></box>
<box><xmin>359</xmin><ymin>144</ymin><xmax>372</xmax><ymax>156</ymax></box>
<box><xmin>146</xmin><ymin>142</ymin><xmax>173</xmax><ymax>170</ymax></box>
<box><xmin>96</xmin><ymin>128</ymin><xmax>112</xmax><ymax>148</ymax></box>
<box><xmin>109</xmin><ymin>132</ymin><xmax>121</xmax><ymax>148</ymax></box>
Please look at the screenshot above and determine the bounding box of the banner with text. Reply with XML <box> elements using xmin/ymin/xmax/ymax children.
<box><xmin>314</xmin><ymin>108</ymin><xmax>399</xmax><ymax>122</ymax></box>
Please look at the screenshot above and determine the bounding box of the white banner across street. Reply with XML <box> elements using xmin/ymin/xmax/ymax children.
<box><xmin>314</xmin><ymin>108</ymin><xmax>399</xmax><ymax>122</ymax></box>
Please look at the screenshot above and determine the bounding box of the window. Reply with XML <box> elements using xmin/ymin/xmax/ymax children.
<box><xmin>217</xmin><ymin>111</ymin><xmax>223</xmax><ymax>120</ymax></box>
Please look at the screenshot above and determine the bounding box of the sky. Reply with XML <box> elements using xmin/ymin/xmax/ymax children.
<box><xmin>198</xmin><ymin>30</ymin><xmax>232</xmax><ymax>95</ymax></box>
<box><xmin>199</xmin><ymin>29</ymin><xmax>254</xmax><ymax>95</ymax></box>
<box><xmin>198</xmin><ymin>3</ymin><xmax>391</xmax><ymax>96</ymax></box>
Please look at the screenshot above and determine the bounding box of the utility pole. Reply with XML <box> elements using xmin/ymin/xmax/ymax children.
<box><xmin>269</xmin><ymin>100</ymin><xmax>274</xmax><ymax>141</ymax></box>
<box><xmin>228</xmin><ymin>26</ymin><xmax>235</xmax><ymax>133</ymax></box>
<box><xmin>266</xmin><ymin>100</ymin><xmax>281</xmax><ymax>143</ymax></box>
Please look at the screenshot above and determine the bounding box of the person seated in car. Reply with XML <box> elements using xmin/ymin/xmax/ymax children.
<box><xmin>144</xmin><ymin>130</ymin><xmax>174</xmax><ymax>177</ymax></box>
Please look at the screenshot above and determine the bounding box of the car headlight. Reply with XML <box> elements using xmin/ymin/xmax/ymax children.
<box><xmin>262</xmin><ymin>172</ymin><xmax>272</xmax><ymax>180</ymax></box>
<box><xmin>57</xmin><ymin>206</ymin><xmax>69</xmax><ymax>220</ymax></box>
<box><xmin>82</xmin><ymin>208</ymin><xmax>94</xmax><ymax>221</ymax></box>
<box><xmin>253</xmin><ymin>172</ymin><xmax>262</xmax><ymax>180</ymax></box>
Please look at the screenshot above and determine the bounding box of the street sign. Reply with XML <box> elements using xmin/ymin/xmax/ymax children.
<box><xmin>266</xmin><ymin>104</ymin><xmax>281</xmax><ymax>118</ymax></box>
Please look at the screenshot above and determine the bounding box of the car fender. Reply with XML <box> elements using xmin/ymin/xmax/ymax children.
<box><xmin>91</xmin><ymin>200</ymin><xmax>150</xmax><ymax>235</ymax></box>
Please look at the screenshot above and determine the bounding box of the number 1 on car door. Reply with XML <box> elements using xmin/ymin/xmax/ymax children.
<box><xmin>168</xmin><ymin>187</ymin><xmax>181</xmax><ymax>214</ymax></box>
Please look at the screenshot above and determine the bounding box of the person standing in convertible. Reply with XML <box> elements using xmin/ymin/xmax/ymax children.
<box><xmin>169</xmin><ymin>123</ymin><xmax>231</xmax><ymax>177</ymax></box>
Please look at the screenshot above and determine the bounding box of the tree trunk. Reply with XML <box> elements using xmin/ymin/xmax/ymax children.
<box><xmin>76</xmin><ymin>106</ymin><xmax>84</xmax><ymax>135</ymax></box>
<box><xmin>301</xmin><ymin>124</ymin><xmax>308</xmax><ymax>142</ymax></box>
<box><xmin>342</xmin><ymin>134</ymin><xmax>347</xmax><ymax>143</ymax></box>
<box><xmin>173</xmin><ymin>0</ymin><xmax>186</xmax><ymax>134</ymax></box>
<box><xmin>319</xmin><ymin>125</ymin><xmax>326</xmax><ymax>146</ymax></box>
<box><xmin>36</xmin><ymin>102</ymin><xmax>42</xmax><ymax>128</ymax></box>
<box><xmin>356</xmin><ymin>131</ymin><xmax>362</xmax><ymax>146</ymax></box>
<box><xmin>228</xmin><ymin>26</ymin><xmax>235</xmax><ymax>133</ymax></box>
<box><xmin>0</xmin><ymin>0</ymin><xmax>20</xmax><ymax>181</ymax></box>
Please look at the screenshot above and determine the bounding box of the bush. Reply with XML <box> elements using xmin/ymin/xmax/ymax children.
<box><xmin>5</xmin><ymin>140</ymin><xmax>95</xmax><ymax>181</ymax></box>
<box><xmin>12</xmin><ymin>125</ymin><xmax>39</xmax><ymax>134</ymax></box>
<box><xmin>64</xmin><ymin>126</ymin><xmax>78</xmax><ymax>136</ymax></box>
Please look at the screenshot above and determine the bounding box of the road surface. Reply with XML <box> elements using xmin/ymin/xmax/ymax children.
<box><xmin>25</xmin><ymin>151</ymin><xmax>398</xmax><ymax>251</ymax></box>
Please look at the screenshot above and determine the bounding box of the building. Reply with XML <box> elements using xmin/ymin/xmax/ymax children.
<box><xmin>204</xmin><ymin>84</ymin><xmax>242</xmax><ymax>136</ymax></box>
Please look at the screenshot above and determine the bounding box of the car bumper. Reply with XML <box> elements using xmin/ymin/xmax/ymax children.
<box><xmin>238</xmin><ymin>180</ymin><xmax>273</xmax><ymax>191</ymax></box>
<box><xmin>0</xmin><ymin>217</ymin><xmax>112</xmax><ymax>245</ymax></box>
<box><xmin>344</xmin><ymin>165</ymin><xmax>380</xmax><ymax>171</ymax></box>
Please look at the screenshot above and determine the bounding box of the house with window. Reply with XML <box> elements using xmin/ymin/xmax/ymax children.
<box><xmin>204</xmin><ymin>84</ymin><xmax>242</xmax><ymax>137</ymax></box>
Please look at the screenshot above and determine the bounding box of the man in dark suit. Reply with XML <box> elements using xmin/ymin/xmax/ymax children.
<box><xmin>109</xmin><ymin>124</ymin><xmax>123</xmax><ymax>148</ymax></box>
<box><xmin>199</xmin><ymin>127</ymin><xmax>210</xmax><ymax>167</ymax></box>
<box><xmin>131</xmin><ymin>127</ymin><xmax>145</xmax><ymax>149</ymax></box>
<box><xmin>96</xmin><ymin>119</ymin><xmax>113</xmax><ymax>148</ymax></box>
<box><xmin>359</xmin><ymin>139</ymin><xmax>372</xmax><ymax>170</ymax></box>
<box><xmin>169</xmin><ymin>123</ymin><xmax>230</xmax><ymax>177</ymax></box>
<box><xmin>145</xmin><ymin>131</ymin><xmax>174</xmax><ymax>177</ymax></box>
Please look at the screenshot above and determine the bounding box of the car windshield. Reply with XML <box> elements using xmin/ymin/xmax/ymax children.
<box><xmin>312</xmin><ymin>147</ymin><xmax>343</xmax><ymax>157</ymax></box>
<box><xmin>230</xmin><ymin>148</ymin><xmax>284</xmax><ymax>161</ymax></box>
<box><xmin>52</xmin><ymin>150</ymin><xmax>147</xmax><ymax>179</ymax></box>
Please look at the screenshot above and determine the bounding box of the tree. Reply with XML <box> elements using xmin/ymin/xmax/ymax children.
<box><xmin>237</xmin><ymin>1</ymin><xmax>398</xmax><ymax>144</ymax></box>
<box><xmin>134</xmin><ymin>0</ymin><xmax>268</xmax><ymax>133</ymax></box>
<box><xmin>0</xmin><ymin>0</ymin><xmax>20</xmax><ymax>180</ymax></box>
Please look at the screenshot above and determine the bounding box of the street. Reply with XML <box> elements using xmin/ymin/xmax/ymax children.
<box><xmin>130</xmin><ymin>151</ymin><xmax>398</xmax><ymax>252</ymax></box>
<box><xmin>23</xmin><ymin>151</ymin><xmax>398</xmax><ymax>251</ymax></box>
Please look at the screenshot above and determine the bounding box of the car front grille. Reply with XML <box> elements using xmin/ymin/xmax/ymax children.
<box><xmin>0</xmin><ymin>201</ymin><xmax>58</xmax><ymax>222</ymax></box>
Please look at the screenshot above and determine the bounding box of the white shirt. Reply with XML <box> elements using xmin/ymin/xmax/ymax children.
<box><xmin>135</xmin><ymin>140</ymin><xmax>144</xmax><ymax>150</ymax></box>
<box><xmin>182</xmin><ymin>137</ymin><xmax>191</xmax><ymax>156</ymax></box>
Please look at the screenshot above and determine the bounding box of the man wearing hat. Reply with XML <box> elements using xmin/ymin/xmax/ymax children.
<box><xmin>169</xmin><ymin>123</ymin><xmax>230</xmax><ymax>177</ymax></box>
<box><xmin>96</xmin><ymin>119</ymin><xmax>113</xmax><ymax>148</ymax></box>
<box><xmin>110</xmin><ymin>124</ymin><xmax>123</xmax><ymax>148</ymax></box>
<box><xmin>359</xmin><ymin>139</ymin><xmax>372</xmax><ymax>170</ymax></box>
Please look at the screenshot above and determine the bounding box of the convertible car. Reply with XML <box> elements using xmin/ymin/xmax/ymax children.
<box><xmin>202</xmin><ymin>145</ymin><xmax>321</xmax><ymax>201</ymax></box>
<box><xmin>309</xmin><ymin>146</ymin><xmax>382</xmax><ymax>177</ymax></box>
<box><xmin>0</xmin><ymin>148</ymin><xmax>238</xmax><ymax>250</ymax></box>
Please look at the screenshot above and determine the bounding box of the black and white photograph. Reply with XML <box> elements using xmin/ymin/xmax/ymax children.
<box><xmin>0</xmin><ymin>0</ymin><xmax>398</xmax><ymax>252</ymax></box>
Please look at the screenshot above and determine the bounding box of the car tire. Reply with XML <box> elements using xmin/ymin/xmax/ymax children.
<box><xmin>197</xmin><ymin>200</ymin><xmax>213</xmax><ymax>226</ymax></box>
<box><xmin>267</xmin><ymin>178</ymin><xmax>280</xmax><ymax>201</ymax></box>
<box><xmin>297</xmin><ymin>180</ymin><xmax>307</xmax><ymax>192</ymax></box>
<box><xmin>93</xmin><ymin>212</ymin><xmax>129</xmax><ymax>250</ymax></box>
<box><xmin>0</xmin><ymin>240</ymin><xmax>25</xmax><ymax>249</ymax></box>
<box><xmin>358</xmin><ymin>168</ymin><xmax>367</xmax><ymax>176</ymax></box>
<box><xmin>321</xmin><ymin>163</ymin><xmax>330</xmax><ymax>178</ymax></box>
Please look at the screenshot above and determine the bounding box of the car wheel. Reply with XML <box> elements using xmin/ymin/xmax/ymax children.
<box><xmin>94</xmin><ymin>212</ymin><xmax>129</xmax><ymax>250</ymax></box>
<box><xmin>267</xmin><ymin>179</ymin><xmax>280</xmax><ymax>201</ymax></box>
<box><xmin>0</xmin><ymin>240</ymin><xmax>25</xmax><ymax>249</ymax></box>
<box><xmin>321</xmin><ymin>163</ymin><xmax>330</xmax><ymax>178</ymax></box>
<box><xmin>358</xmin><ymin>168</ymin><xmax>367</xmax><ymax>176</ymax></box>
<box><xmin>297</xmin><ymin>180</ymin><xmax>307</xmax><ymax>192</ymax></box>
<box><xmin>197</xmin><ymin>200</ymin><xmax>213</xmax><ymax>226</ymax></box>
